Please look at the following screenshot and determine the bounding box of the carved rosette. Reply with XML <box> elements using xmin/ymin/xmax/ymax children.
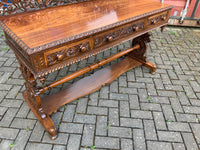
<box><xmin>47</xmin><ymin>42</ymin><xmax>90</xmax><ymax>66</ymax></box>
<box><xmin>94</xmin><ymin>21</ymin><xmax>144</xmax><ymax>48</ymax></box>
<box><xmin>148</xmin><ymin>13</ymin><xmax>168</xmax><ymax>25</ymax></box>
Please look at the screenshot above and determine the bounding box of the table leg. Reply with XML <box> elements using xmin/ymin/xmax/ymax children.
<box><xmin>16</xmin><ymin>58</ymin><xmax>58</xmax><ymax>140</ymax></box>
<box><xmin>128</xmin><ymin>33</ymin><xmax>157</xmax><ymax>74</ymax></box>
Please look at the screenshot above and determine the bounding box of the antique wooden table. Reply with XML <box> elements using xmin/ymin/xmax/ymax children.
<box><xmin>0</xmin><ymin>0</ymin><xmax>173</xmax><ymax>139</ymax></box>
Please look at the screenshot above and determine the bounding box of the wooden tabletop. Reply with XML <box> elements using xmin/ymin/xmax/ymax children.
<box><xmin>0</xmin><ymin>0</ymin><xmax>171</xmax><ymax>49</ymax></box>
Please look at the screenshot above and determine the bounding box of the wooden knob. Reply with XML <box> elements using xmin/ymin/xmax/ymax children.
<box><xmin>107</xmin><ymin>36</ymin><xmax>113</xmax><ymax>42</ymax></box>
<box><xmin>161</xmin><ymin>16</ymin><xmax>166</xmax><ymax>21</ymax></box>
<box><xmin>81</xmin><ymin>46</ymin><xmax>87</xmax><ymax>52</ymax></box>
<box><xmin>133</xmin><ymin>26</ymin><xmax>139</xmax><ymax>31</ymax></box>
<box><xmin>151</xmin><ymin>19</ymin><xmax>156</xmax><ymax>24</ymax></box>
<box><xmin>57</xmin><ymin>54</ymin><xmax>64</xmax><ymax>61</ymax></box>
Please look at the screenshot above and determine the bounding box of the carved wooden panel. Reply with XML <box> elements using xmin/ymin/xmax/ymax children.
<box><xmin>45</xmin><ymin>40</ymin><xmax>90</xmax><ymax>66</ymax></box>
<box><xmin>148</xmin><ymin>11</ymin><xmax>168</xmax><ymax>25</ymax></box>
<box><xmin>0</xmin><ymin>0</ymin><xmax>92</xmax><ymax>16</ymax></box>
<box><xmin>94</xmin><ymin>20</ymin><xmax>145</xmax><ymax>49</ymax></box>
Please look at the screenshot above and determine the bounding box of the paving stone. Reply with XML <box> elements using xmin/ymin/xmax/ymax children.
<box><xmin>59</xmin><ymin>123</ymin><xmax>83</xmax><ymax>134</ymax></box>
<box><xmin>108</xmin><ymin>126</ymin><xmax>132</xmax><ymax>138</ymax></box>
<box><xmin>110</xmin><ymin>93</ymin><xmax>129</xmax><ymax>100</ymax></box>
<box><xmin>154</xmin><ymin>78</ymin><xmax>164</xmax><ymax>89</ymax></box>
<box><xmin>162</xmin><ymin>104</ymin><xmax>175</xmax><ymax>121</ymax></box>
<box><xmin>128</xmin><ymin>82</ymin><xmax>145</xmax><ymax>88</ymax></box>
<box><xmin>150</xmin><ymin>96</ymin><xmax>170</xmax><ymax>104</ymax></box>
<box><xmin>0</xmin><ymin>99</ymin><xmax>23</xmax><ymax>108</ymax></box>
<box><xmin>99</xmin><ymin>86</ymin><xmax>109</xmax><ymax>99</ymax></box>
<box><xmin>0</xmin><ymin>84</ymin><xmax>12</xmax><ymax>90</ymax></box>
<box><xmin>138</xmin><ymin>89</ymin><xmax>148</xmax><ymax>102</ymax></box>
<box><xmin>5</xmin><ymin>86</ymin><xmax>21</xmax><ymax>99</ymax></box>
<box><xmin>0</xmin><ymin>140</ymin><xmax>14</xmax><ymax>150</ymax></box>
<box><xmin>109</xmin><ymin>108</ymin><xmax>119</xmax><ymax>126</ymax></box>
<box><xmin>191</xmin><ymin>123</ymin><xmax>200</xmax><ymax>143</ymax></box>
<box><xmin>131</xmin><ymin>110</ymin><xmax>153</xmax><ymax>119</ymax></box>
<box><xmin>0</xmin><ymin>72</ymin><xmax>11</xmax><ymax>83</ymax></box>
<box><xmin>144</xmin><ymin>120</ymin><xmax>157</xmax><ymax>140</ymax></box>
<box><xmin>147</xmin><ymin>141</ymin><xmax>172</xmax><ymax>150</ymax></box>
<box><xmin>42</xmin><ymin>132</ymin><xmax>68</xmax><ymax>144</ymax></box>
<box><xmin>110</xmin><ymin>80</ymin><xmax>118</xmax><ymax>93</ymax></box>
<box><xmin>98</xmin><ymin>99</ymin><xmax>118</xmax><ymax>107</ymax></box>
<box><xmin>133</xmin><ymin>129</ymin><xmax>146</xmax><ymax>150</ymax></box>
<box><xmin>0</xmin><ymin>127</ymin><xmax>19</xmax><ymax>140</ymax></box>
<box><xmin>120</xmin><ymin>101</ymin><xmax>130</xmax><ymax>117</ymax></box>
<box><xmin>29</xmin><ymin>121</ymin><xmax>45</xmax><ymax>142</ymax></box>
<box><xmin>176</xmin><ymin>113</ymin><xmax>198</xmax><ymax>123</ymax></box>
<box><xmin>16</xmin><ymin>102</ymin><xmax>30</xmax><ymax>118</ymax></box>
<box><xmin>96</xmin><ymin>116</ymin><xmax>107</xmax><ymax>136</ymax></box>
<box><xmin>11</xmin><ymin>118</ymin><xmax>36</xmax><ymax>129</ymax></box>
<box><xmin>76</xmin><ymin>98</ymin><xmax>88</xmax><ymax>113</ymax></box>
<box><xmin>157</xmin><ymin>90</ymin><xmax>176</xmax><ymax>97</ymax></box>
<box><xmin>183</xmin><ymin>106</ymin><xmax>200</xmax><ymax>114</ymax></box>
<box><xmin>62</xmin><ymin>104</ymin><xmax>76</xmax><ymax>122</ymax></box>
<box><xmin>129</xmin><ymin>94</ymin><xmax>140</xmax><ymax>109</ymax></box>
<box><xmin>53</xmin><ymin>145</ymin><xmax>66</xmax><ymax>150</ymax></box>
<box><xmin>81</xmin><ymin>124</ymin><xmax>95</xmax><ymax>147</ymax></box>
<box><xmin>182</xmin><ymin>132</ymin><xmax>199</xmax><ymax>150</ymax></box>
<box><xmin>170</xmin><ymin>98</ymin><xmax>183</xmax><ymax>113</ymax></box>
<box><xmin>141</xmin><ymin>103</ymin><xmax>161</xmax><ymax>111</ymax></box>
<box><xmin>0</xmin><ymin>107</ymin><xmax>7</xmax><ymax>116</ymax></box>
<box><xmin>119</xmin><ymin>87</ymin><xmax>137</xmax><ymax>94</ymax></box>
<box><xmin>87</xmin><ymin>106</ymin><xmax>108</xmax><ymax>115</ymax></box>
<box><xmin>167</xmin><ymin>122</ymin><xmax>190</xmax><ymax>132</ymax></box>
<box><xmin>12</xmin><ymin>130</ymin><xmax>31</xmax><ymax>150</ymax></box>
<box><xmin>120</xmin><ymin>118</ymin><xmax>143</xmax><ymax>128</ymax></box>
<box><xmin>74</xmin><ymin>114</ymin><xmax>96</xmax><ymax>124</ymax></box>
<box><xmin>95</xmin><ymin>136</ymin><xmax>119</xmax><ymax>149</ymax></box>
<box><xmin>25</xmin><ymin>143</ymin><xmax>52</xmax><ymax>150</ymax></box>
<box><xmin>0</xmin><ymin>108</ymin><xmax>18</xmax><ymax>127</ymax></box>
<box><xmin>121</xmin><ymin>138</ymin><xmax>133</xmax><ymax>150</ymax></box>
<box><xmin>158</xmin><ymin>131</ymin><xmax>182</xmax><ymax>142</ymax></box>
<box><xmin>172</xmin><ymin>143</ymin><xmax>186</xmax><ymax>150</ymax></box>
<box><xmin>67</xmin><ymin>134</ymin><xmax>81</xmax><ymax>150</ymax></box>
<box><xmin>177</xmin><ymin>91</ymin><xmax>190</xmax><ymax>105</ymax></box>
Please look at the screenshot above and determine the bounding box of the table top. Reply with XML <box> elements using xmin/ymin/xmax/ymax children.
<box><xmin>0</xmin><ymin>0</ymin><xmax>172</xmax><ymax>51</ymax></box>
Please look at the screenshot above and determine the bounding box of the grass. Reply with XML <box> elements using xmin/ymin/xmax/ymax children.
<box><xmin>91</xmin><ymin>145</ymin><xmax>96</xmax><ymax>150</ymax></box>
<box><xmin>106</xmin><ymin>124</ymin><xmax>111</xmax><ymax>130</ymax></box>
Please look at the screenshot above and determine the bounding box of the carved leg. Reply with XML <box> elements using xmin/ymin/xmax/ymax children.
<box><xmin>128</xmin><ymin>33</ymin><xmax>157</xmax><ymax>74</ymax></box>
<box><xmin>16</xmin><ymin>58</ymin><xmax>57</xmax><ymax>140</ymax></box>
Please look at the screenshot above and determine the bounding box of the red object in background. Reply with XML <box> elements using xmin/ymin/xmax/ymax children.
<box><xmin>153</xmin><ymin>0</ymin><xmax>200</xmax><ymax>19</ymax></box>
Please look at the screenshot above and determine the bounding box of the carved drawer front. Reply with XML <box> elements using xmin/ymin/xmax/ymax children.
<box><xmin>44</xmin><ymin>39</ymin><xmax>90</xmax><ymax>66</ymax></box>
<box><xmin>93</xmin><ymin>20</ymin><xmax>145</xmax><ymax>49</ymax></box>
<box><xmin>148</xmin><ymin>11</ymin><xmax>168</xmax><ymax>26</ymax></box>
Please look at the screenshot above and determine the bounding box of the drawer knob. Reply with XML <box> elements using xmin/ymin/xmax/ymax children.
<box><xmin>133</xmin><ymin>26</ymin><xmax>139</xmax><ymax>31</ymax></box>
<box><xmin>161</xmin><ymin>16</ymin><xmax>166</xmax><ymax>21</ymax></box>
<box><xmin>107</xmin><ymin>36</ymin><xmax>113</xmax><ymax>42</ymax></box>
<box><xmin>151</xmin><ymin>19</ymin><xmax>157</xmax><ymax>24</ymax></box>
<box><xmin>57</xmin><ymin>54</ymin><xmax>64</xmax><ymax>61</ymax></box>
<box><xmin>81</xmin><ymin>46</ymin><xmax>87</xmax><ymax>52</ymax></box>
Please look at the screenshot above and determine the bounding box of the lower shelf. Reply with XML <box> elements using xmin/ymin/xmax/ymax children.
<box><xmin>41</xmin><ymin>56</ymin><xmax>142</xmax><ymax>115</ymax></box>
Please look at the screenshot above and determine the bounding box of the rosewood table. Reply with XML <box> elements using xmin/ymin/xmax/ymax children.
<box><xmin>0</xmin><ymin>0</ymin><xmax>173</xmax><ymax>140</ymax></box>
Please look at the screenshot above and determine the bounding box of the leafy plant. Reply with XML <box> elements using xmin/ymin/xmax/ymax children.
<box><xmin>9</xmin><ymin>142</ymin><xmax>16</xmax><ymax>148</ymax></box>
<box><xmin>106</xmin><ymin>124</ymin><xmax>111</xmax><ymax>130</ymax></box>
<box><xmin>91</xmin><ymin>145</ymin><xmax>96</xmax><ymax>150</ymax></box>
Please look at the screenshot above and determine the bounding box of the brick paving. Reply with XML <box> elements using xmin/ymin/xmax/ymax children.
<box><xmin>0</xmin><ymin>27</ymin><xmax>200</xmax><ymax>150</ymax></box>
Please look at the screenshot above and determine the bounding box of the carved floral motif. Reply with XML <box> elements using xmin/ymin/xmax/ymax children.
<box><xmin>94</xmin><ymin>21</ymin><xmax>144</xmax><ymax>48</ymax></box>
<box><xmin>0</xmin><ymin>0</ymin><xmax>89</xmax><ymax>16</ymax></box>
<box><xmin>47</xmin><ymin>42</ymin><xmax>90</xmax><ymax>66</ymax></box>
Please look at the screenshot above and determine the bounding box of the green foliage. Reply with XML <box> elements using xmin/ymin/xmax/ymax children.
<box><xmin>91</xmin><ymin>145</ymin><xmax>96</xmax><ymax>150</ymax></box>
<box><xmin>9</xmin><ymin>142</ymin><xmax>16</xmax><ymax>148</ymax></box>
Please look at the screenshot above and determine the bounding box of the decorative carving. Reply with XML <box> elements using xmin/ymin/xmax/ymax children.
<box><xmin>0</xmin><ymin>0</ymin><xmax>91</xmax><ymax>16</ymax></box>
<box><xmin>148</xmin><ymin>13</ymin><xmax>168</xmax><ymax>25</ymax></box>
<box><xmin>94</xmin><ymin>21</ymin><xmax>145</xmax><ymax>48</ymax></box>
<box><xmin>47</xmin><ymin>41</ymin><xmax>90</xmax><ymax>66</ymax></box>
<box><xmin>130</xmin><ymin>33</ymin><xmax>151</xmax><ymax>61</ymax></box>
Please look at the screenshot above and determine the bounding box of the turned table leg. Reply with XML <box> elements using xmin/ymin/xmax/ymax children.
<box><xmin>128</xmin><ymin>33</ymin><xmax>157</xmax><ymax>74</ymax></box>
<box><xmin>16</xmin><ymin>57</ymin><xmax>58</xmax><ymax>140</ymax></box>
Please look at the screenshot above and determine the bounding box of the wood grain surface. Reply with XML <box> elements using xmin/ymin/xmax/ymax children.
<box><xmin>0</xmin><ymin>0</ymin><xmax>171</xmax><ymax>49</ymax></box>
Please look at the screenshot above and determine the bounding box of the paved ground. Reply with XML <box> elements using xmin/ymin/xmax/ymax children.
<box><xmin>0</xmin><ymin>26</ymin><xmax>200</xmax><ymax>150</ymax></box>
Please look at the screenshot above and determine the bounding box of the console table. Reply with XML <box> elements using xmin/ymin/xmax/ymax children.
<box><xmin>0</xmin><ymin>0</ymin><xmax>173</xmax><ymax>140</ymax></box>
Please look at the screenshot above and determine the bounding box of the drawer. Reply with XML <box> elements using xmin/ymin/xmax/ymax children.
<box><xmin>148</xmin><ymin>11</ymin><xmax>168</xmax><ymax>26</ymax></box>
<box><xmin>44</xmin><ymin>39</ymin><xmax>91</xmax><ymax>66</ymax></box>
<box><xmin>93</xmin><ymin>19</ymin><xmax>145</xmax><ymax>49</ymax></box>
